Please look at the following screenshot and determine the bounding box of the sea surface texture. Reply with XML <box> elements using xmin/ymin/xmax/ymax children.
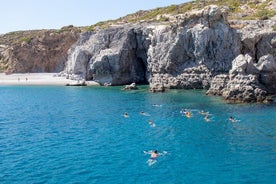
<box><xmin>0</xmin><ymin>86</ymin><xmax>275</xmax><ymax>183</ymax></box>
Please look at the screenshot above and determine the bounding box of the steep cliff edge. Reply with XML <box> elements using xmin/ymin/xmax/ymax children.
<box><xmin>1</xmin><ymin>0</ymin><xmax>276</xmax><ymax>103</ymax></box>
<box><xmin>0</xmin><ymin>26</ymin><xmax>81</xmax><ymax>73</ymax></box>
<box><xmin>64</xmin><ymin>4</ymin><xmax>276</xmax><ymax>102</ymax></box>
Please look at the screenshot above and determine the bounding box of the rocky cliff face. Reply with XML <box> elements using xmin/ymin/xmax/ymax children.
<box><xmin>1</xmin><ymin>4</ymin><xmax>275</xmax><ymax>103</ymax></box>
<box><xmin>65</xmin><ymin>26</ymin><xmax>150</xmax><ymax>85</ymax></box>
<box><xmin>63</xmin><ymin>5</ymin><xmax>276</xmax><ymax>102</ymax></box>
<box><xmin>0</xmin><ymin>26</ymin><xmax>80</xmax><ymax>73</ymax></box>
<box><xmin>65</xmin><ymin>6</ymin><xmax>276</xmax><ymax>102</ymax></box>
<box><xmin>148</xmin><ymin>6</ymin><xmax>240</xmax><ymax>91</ymax></box>
<box><xmin>65</xmin><ymin>6</ymin><xmax>240</xmax><ymax>86</ymax></box>
<box><xmin>207</xmin><ymin>19</ymin><xmax>276</xmax><ymax>103</ymax></box>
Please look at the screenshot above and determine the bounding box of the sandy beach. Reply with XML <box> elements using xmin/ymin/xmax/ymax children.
<box><xmin>0</xmin><ymin>73</ymin><xmax>99</xmax><ymax>86</ymax></box>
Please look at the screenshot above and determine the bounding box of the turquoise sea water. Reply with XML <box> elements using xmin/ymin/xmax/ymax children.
<box><xmin>0</xmin><ymin>86</ymin><xmax>275</xmax><ymax>183</ymax></box>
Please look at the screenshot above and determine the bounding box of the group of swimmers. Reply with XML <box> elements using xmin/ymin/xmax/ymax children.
<box><xmin>182</xmin><ymin>109</ymin><xmax>238</xmax><ymax>123</ymax></box>
<box><xmin>123</xmin><ymin>105</ymin><xmax>163</xmax><ymax>166</ymax></box>
<box><xmin>123</xmin><ymin>108</ymin><xmax>156</xmax><ymax>128</ymax></box>
<box><xmin>124</xmin><ymin>105</ymin><xmax>239</xmax><ymax>166</ymax></box>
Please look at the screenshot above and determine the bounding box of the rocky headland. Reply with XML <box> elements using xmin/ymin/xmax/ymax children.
<box><xmin>1</xmin><ymin>0</ymin><xmax>276</xmax><ymax>103</ymax></box>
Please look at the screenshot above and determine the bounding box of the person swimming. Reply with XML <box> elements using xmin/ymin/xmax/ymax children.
<box><xmin>229</xmin><ymin>116</ymin><xmax>240</xmax><ymax>123</ymax></box>
<box><xmin>144</xmin><ymin>150</ymin><xmax>159</xmax><ymax>166</ymax></box>
<box><xmin>140</xmin><ymin>111</ymin><xmax>150</xmax><ymax>116</ymax></box>
<box><xmin>144</xmin><ymin>150</ymin><xmax>168</xmax><ymax>166</ymax></box>
<box><xmin>229</xmin><ymin>116</ymin><xmax>237</xmax><ymax>122</ymax></box>
<box><xmin>152</xmin><ymin>103</ymin><xmax>162</xmax><ymax>107</ymax></box>
<box><xmin>205</xmin><ymin>115</ymin><xmax>210</xmax><ymax>122</ymax></box>
<box><xmin>148</xmin><ymin>120</ymin><xmax>156</xmax><ymax>127</ymax></box>
<box><xmin>150</xmin><ymin>150</ymin><xmax>158</xmax><ymax>159</ymax></box>
<box><xmin>199</xmin><ymin>110</ymin><xmax>209</xmax><ymax>115</ymax></box>
<box><xmin>185</xmin><ymin>111</ymin><xmax>192</xmax><ymax>118</ymax></box>
<box><xmin>123</xmin><ymin>112</ymin><xmax>129</xmax><ymax>118</ymax></box>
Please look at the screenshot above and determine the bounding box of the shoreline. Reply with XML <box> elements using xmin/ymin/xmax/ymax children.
<box><xmin>0</xmin><ymin>73</ymin><xmax>100</xmax><ymax>86</ymax></box>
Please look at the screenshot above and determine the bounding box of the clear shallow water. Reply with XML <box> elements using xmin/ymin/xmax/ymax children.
<box><xmin>0</xmin><ymin>86</ymin><xmax>275</xmax><ymax>183</ymax></box>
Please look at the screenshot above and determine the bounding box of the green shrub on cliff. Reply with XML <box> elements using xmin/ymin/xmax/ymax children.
<box><xmin>255</xmin><ymin>9</ymin><xmax>276</xmax><ymax>20</ymax></box>
<box><xmin>85</xmin><ymin>21</ymin><xmax>111</xmax><ymax>31</ymax></box>
<box><xmin>19</xmin><ymin>36</ymin><xmax>32</xmax><ymax>44</ymax></box>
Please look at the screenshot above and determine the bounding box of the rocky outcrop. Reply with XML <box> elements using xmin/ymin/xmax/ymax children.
<box><xmin>1</xmin><ymin>4</ymin><xmax>275</xmax><ymax>103</ymax></box>
<box><xmin>62</xmin><ymin>5</ymin><xmax>276</xmax><ymax>102</ymax></box>
<box><xmin>256</xmin><ymin>54</ymin><xmax>276</xmax><ymax>93</ymax></box>
<box><xmin>65</xmin><ymin>5</ymin><xmax>240</xmax><ymax>89</ymax></box>
<box><xmin>207</xmin><ymin>54</ymin><xmax>275</xmax><ymax>103</ymax></box>
<box><xmin>0</xmin><ymin>26</ymin><xmax>81</xmax><ymax>73</ymax></box>
<box><xmin>123</xmin><ymin>82</ymin><xmax>138</xmax><ymax>90</ymax></box>
<box><xmin>206</xmin><ymin>74</ymin><xmax>229</xmax><ymax>96</ymax></box>
<box><xmin>148</xmin><ymin>6</ymin><xmax>240</xmax><ymax>91</ymax></box>
<box><xmin>65</xmin><ymin>26</ymin><xmax>150</xmax><ymax>85</ymax></box>
<box><xmin>221</xmin><ymin>74</ymin><xmax>267</xmax><ymax>103</ymax></box>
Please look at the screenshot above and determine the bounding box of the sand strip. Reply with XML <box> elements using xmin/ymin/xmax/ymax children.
<box><xmin>0</xmin><ymin>73</ymin><xmax>100</xmax><ymax>86</ymax></box>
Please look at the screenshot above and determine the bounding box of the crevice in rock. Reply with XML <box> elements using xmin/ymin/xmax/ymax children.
<box><xmin>137</xmin><ymin>57</ymin><xmax>148</xmax><ymax>84</ymax></box>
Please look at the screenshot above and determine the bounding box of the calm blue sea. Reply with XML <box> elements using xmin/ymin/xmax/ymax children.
<box><xmin>0</xmin><ymin>86</ymin><xmax>275</xmax><ymax>184</ymax></box>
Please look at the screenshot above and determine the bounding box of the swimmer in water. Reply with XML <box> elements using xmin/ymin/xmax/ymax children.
<box><xmin>148</xmin><ymin>120</ymin><xmax>156</xmax><ymax>127</ymax></box>
<box><xmin>229</xmin><ymin>116</ymin><xmax>237</xmax><ymax>122</ymax></box>
<box><xmin>205</xmin><ymin>115</ymin><xmax>210</xmax><ymax>122</ymax></box>
<box><xmin>146</xmin><ymin>150</ymin><xmax>158</xmax><ymax>166</ymax></box>
<box><xmin>123</xmin><ymin>112</ymin><xmax>129</xmax><ymax>118</ymax></box>
<box><xmin>150</xmin><ymin>150</ymin><xmax>158</xmax><ymax>159</ymax></box>
<box><xmin>140</xmin><ymin>111</ymin><xmax>150</xmax><ymax>116</ymax></box>
<box><xmin>185</xmin><ymin>111</ymin><xmax>192</xmax><ymax>118</ymax></box>
<box><xmin>144</xmin><ymin>150</ymin><xmax>168</xmax><ymax>166</ymax></box>
<box><xmin>152</xmin><ymin>103</ymin><xmax>162</xmax><ymax>107</ymax></box>
<box><xmin>199</xmin><ymin>110</ymin><xmax>209</xmax><ymax>115</ymax></box>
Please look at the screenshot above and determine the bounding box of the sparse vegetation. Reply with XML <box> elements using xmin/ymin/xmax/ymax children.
<box><xmin>273</xmin><ymin>25</ymin><xmax>276</xmax><ymax>31</ymax></box>
<box><xmin>255</xmin><ymin>9</ymin><xmax>276</xmax><ymax>20</ymax></box>
<box><xmin>0</xmin><ymin>0</ymin><xmax>275</xmax><ymax>46</ymax></box>
<box><xmin>19</xmin><ymin>36</ymin><xmax>32</xmax><ymax>44</ymax></box>
<box><xmin>85</xmin><ymin>21</ymin><xmax>112</xmax><ymax>32</ymax></box>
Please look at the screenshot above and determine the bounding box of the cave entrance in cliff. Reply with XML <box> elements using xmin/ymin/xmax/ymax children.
<box><xmin>137</xmin><ymin>57</ymin><xmax>149</xmax><ymax>85</ymax></box>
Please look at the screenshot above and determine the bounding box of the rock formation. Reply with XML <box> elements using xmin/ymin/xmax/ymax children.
<box><xmin>65</xmin><ymin>6</ymin><xmax>240</xmax><ymax>88</ymax></box>
<box><xmin>1</xmin><ymin>4</ymin><xmax>276</xmax><ymax>103</ymax></box>
<box><xmin>148</xmin><ymin>5</ymin><xmax>240</xmax><ymax>92</ymax></box>
<box><xmin>0</xmin><ymin>26</ymin><xmax>81</xmax><ymax>73</ymax></box>
<box><xmin>62</xmin><ymin>5</ymin><xmax>276</xmax><ymax>102</ymax></box>
<box><xmin>65</xmin><ymin>26</ymin><xmax>150</xmax><ymax>85</ymax></box>
<box><xmin>123</xmin><ymin>82</ymin><xmax>138</xmax><ymax>90</ymax></box>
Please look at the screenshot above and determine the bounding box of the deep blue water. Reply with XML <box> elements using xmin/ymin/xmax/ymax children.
<box><xmin>0</xmin><ymin>86</ymin><xmax>275</xmax><ymax>184</ymax></box>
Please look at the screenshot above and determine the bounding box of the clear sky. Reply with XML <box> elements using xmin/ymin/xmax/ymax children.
<box><xmin>0</xmin><ymin>0</ymin><xmax>190</xmax><ymax>34</ymax></box>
